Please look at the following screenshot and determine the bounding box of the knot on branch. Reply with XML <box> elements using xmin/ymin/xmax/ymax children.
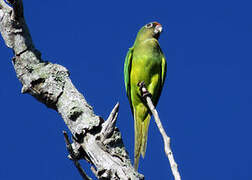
<box><xmin>16</xmin><ymin>61</ymin><xmax>69</xmax><ymax>109</ymax></box>
<box><xmin>68</xmin><ymin>107</ymin><xmax>83</xmax><ymax>121</ymax></box>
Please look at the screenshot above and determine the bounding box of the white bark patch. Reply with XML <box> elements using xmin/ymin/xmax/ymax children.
<box><xmin>0</xmin><ymin>10</ymin><xmax>3</xmax><ymax>21</ymax></box>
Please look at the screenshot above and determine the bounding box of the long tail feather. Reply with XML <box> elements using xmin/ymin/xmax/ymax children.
<box><xmin>134</xmin><ymin>108</ymin><xmax>151</xmax><ymax>170</ymax></box>
<box><xmin>141</xmin><ymin>114</ymin><xmax>151</xmax><ymax>158</ymax></box>
<box><xmin>134</xmin><ymin>110</ymin><xmax>142</xmax><ymax>170</ymax></box>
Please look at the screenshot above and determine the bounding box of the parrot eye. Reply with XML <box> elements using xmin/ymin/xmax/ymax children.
<box><xmin>145</xmin><ymin>23</ymin><xmax>153</xmax><ymax>28</ymax></box>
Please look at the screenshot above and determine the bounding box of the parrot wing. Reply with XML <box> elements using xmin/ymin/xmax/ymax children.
<box><xmin>161</xmin><ymin>55</ymin><xmax>167</xmax><ymax>88</ymax></box>
<box><xmin>124</xmin><ymin>47</ymin><xmax>134</xmax><ymax>114</ymax></box>
<box><xmin>153</xmin><ymin>47</ymin><xmax>167</xmax><ymax>106</ymax></box>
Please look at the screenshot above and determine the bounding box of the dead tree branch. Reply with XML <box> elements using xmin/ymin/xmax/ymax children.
<box><xmin>0</xmin><ymin>0</ymin><xmax>143</xmax><ymax>179</ymax></box>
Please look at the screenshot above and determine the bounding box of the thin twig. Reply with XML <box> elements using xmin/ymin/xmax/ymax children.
<box><xmin>63</xmin><ymin>131</ymin><xmax>92</xmax><ymax>180</ymax></box>
<box><xmin>138</xmin><ymin>82</ymin><xmax>181</xmax><ymax>180</ymax></box>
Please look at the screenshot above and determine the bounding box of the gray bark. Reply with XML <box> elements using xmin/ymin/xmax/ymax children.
<box><xmin>0</xmin><ymin>1</ymin><xmax>143</xmax><ymax>179</ymax></box>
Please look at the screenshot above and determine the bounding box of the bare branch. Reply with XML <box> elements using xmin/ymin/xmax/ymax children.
<box><xmin>63</xmin><ymin>131</ymin><xmax>92</xmax><ymax>180</ymax></box>
<box><xmin>138</xmin><ymin>81</ymin><xmax>181</xmax><ymax>180</ymax></box>
<box><xmin>0</xmin><ymin>1</ymin><xmax>143</xmax><ymax>179</ymax></box>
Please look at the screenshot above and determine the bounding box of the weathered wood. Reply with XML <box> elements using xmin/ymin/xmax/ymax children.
<box><xmin>0</xmin><ymin>1</ymin><xmax>143</xmax><ymax>179</ymax></box>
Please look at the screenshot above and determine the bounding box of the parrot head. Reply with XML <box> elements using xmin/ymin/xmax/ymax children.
<box><xmin>135</xmin><ymin>22</ymin><xmax>163</xmax><ymax>42</ymax></box>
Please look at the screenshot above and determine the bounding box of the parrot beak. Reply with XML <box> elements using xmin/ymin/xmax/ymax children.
<box><xmin>153</xmin><ymin>23</ymin><xmax>162</xmax><ymax>39</ymax></box>
<box><xmin>155</xmin><ymin>24</ymin><xmax>162</xmax><ymax>34</ymax></box>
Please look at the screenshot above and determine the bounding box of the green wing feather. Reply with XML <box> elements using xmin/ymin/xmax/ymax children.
<box><xmin>161</xmin><ymin>54</ymin><xmax>167</xmax><ymax>88</ymax></box>
<box><xmin>124</xmin><ymin>47</ymin><xmax>134</xmax><ymax>113</ymax></box>
<box><xmin>153</xmin><ymin>46</ymin><xmax>167</xmax><ymax>106</ymax></box>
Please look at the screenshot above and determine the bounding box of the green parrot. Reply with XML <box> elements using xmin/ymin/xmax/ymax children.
<box><xmin>124</xmin><ymin>22</ymin><xmax>167</xmax><ymax>170</ymax></box>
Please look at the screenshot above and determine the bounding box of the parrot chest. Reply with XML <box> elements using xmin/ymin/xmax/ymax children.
<box><xmin>131</xmin><ymin>58</ymin><xmax>160</xmax><ymax>82</ymax></box>
<box><xmin>130</xmin><ymin>45</ymin><xmax>162</xmax><ymax>86</ymax></box>
<box><xmin>130</xmin><ymin>54</ymin><xmax>162</xmax><ymax>107</ymax></box>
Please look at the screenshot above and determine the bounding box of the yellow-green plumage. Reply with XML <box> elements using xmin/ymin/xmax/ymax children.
<box><xmin>124</xmin><ymin>22</ymin><xmax>167</xmax><ymax>170</ymax></box>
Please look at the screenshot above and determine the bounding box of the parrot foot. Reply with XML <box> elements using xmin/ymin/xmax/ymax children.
<box><xmin>137</xmin><ymin>81</ymin><xmax>152</xmax><ymax>98</ymax></box>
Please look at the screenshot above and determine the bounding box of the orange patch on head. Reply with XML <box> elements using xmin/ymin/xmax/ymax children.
<box><xmin>153</xmin><ymin>22</ymin><xmax>161</xmax><ymax>26</ymax></box>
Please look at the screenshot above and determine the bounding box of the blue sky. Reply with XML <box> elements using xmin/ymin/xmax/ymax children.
<box><xmin>1</xmin><ymin>0</ymin><xmax>252</xmax><ymax>179</ymax></box>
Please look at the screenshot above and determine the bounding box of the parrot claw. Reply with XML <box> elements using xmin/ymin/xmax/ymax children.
<box><xmin>137</xmin><ymin>81</ymin><xmax>152</xmax><ymax>98</ymax></box>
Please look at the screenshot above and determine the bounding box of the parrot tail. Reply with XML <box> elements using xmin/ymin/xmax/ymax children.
<box><xmin>134</xmin><ymin>112</ymin><xmax>151</xmax><ymax>171</ymax></box>
<box><xmin>141</xmin><ymin>114</ymin><xmax>151</xmax><ymax>158</ymax></box>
